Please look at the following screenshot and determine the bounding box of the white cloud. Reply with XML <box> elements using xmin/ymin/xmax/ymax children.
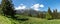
<box><xmin>15</xmin><ymin>3</ymin><xmax>44</xmax><ymax>11</ymax></box>
<box><xmin>34</xmin><ymin>8</ymin><xmax>39</xmax><ymax>11</ymax></box>
<box><xmin>40</xmin><ymin>4</ymin><xmax>44</xmax><ymax>8</ymax></box>
<box><xmin>31</xmin><ymin>4</ymin><xmax>40</xmax><ymax>9</ymax></box>
<box><xmin>15</xmin><ymin>4</ymin><xmax>26</xmax><ymax>10</ymax></box>
<box><xmin>31</xmin><ymin>4</ymin><xmax>44</xmax><ymax>11</ymax></box>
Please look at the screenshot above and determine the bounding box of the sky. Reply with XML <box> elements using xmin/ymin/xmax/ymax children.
<box><xmin>0</xmin><ymin>0</ymin><xmax>60</xmax><ymax>12</ymax></box>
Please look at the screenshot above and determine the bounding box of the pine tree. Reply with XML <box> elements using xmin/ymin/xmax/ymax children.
<box><xmin>1</xmin><ymin>0</ymin><xmax>16</xmax><ymax>18</ymax></box>
<box><xmin>53</xmin><ymin>9</ymin><xmax>58</xmax><ymax>19</ymax></box>
<box><xmin>48</xmin><ymin>7</ymin><xmax>52</xmax><ymax>15</ymax></box>
<box><xmin>0</xmin><ymin>4</ymin><xmax>1</xmax><ymax>14</ymax></box>
<box><xmin>47</xmin><ymin>7</ymin><xmax>52</xmax><ymax>20</ymax></box>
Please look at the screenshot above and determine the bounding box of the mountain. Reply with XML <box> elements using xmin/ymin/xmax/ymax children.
<box><xmin>15</xmin><ymin>8</ymin><xmax>47</xmax><ymax>16</ymax></box>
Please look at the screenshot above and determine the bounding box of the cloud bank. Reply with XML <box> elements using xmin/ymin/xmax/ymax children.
<box><xmin>15</xmin><ymin>3</ymin><xmax>44</xmax><ymax>11</ymax></box>
<box><xmin>31</xmin><ymin>4</ymin><xmax>44</xmax><ymax>11</ymax></box>
<box><xmin>15</xmin><ymin>4</ymin><xmax>26</xmax><ymax>10</ymax></box>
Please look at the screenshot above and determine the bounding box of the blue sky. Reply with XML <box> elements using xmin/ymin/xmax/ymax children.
<box><xmin>0</xmin><ymin>0</ymin><xmax>60</xmax><ymax>12</ymax></box>
<box><xmin>12</xmin><ymin>0</ymin><xmax>60</xmax><ymax>11</ymax></box>
<box><xmin>12</xmin><ymin>0</ymin><xmax>48</xmax><ymax>11</ymax></box>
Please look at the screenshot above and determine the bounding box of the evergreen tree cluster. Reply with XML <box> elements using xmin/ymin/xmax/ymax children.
<box><xmin>0</xmin><ymin>0</ymin><xmax>16</xmax><ymax>18</ymax></box>
<box><xmin>36</xmin><ymin>7</ymin><xmax>59</xmax><ymax>19</ymax></box>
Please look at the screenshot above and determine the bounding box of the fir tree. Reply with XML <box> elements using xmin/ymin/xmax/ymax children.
<box><xmin>1</xmin><ymin>0</ymin><xmax>16</xmax><ymax>18</ymax></box>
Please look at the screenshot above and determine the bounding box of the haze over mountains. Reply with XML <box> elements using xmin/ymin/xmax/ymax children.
<box><xmin>14</xmin><ymin>4</ymin><xmax>46</xmax><ymax>14</ymax></box>
<box><xmin>15</xmin><ymin>7</ymin><xmax>47</xmax><ymax>16</ymax></box>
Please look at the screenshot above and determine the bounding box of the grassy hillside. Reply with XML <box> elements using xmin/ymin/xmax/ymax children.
<box><xmin>15</xmin><ymin>15</ymin><xmax>60</xmax><ymax>24</ymax></box>
<box><xmin>0</xmin><ymin>15</ymin><xmax>20</xmax><ymax>24</ymax></box>
<box><xmin>0</xmin><ymin>15</ymin><xmax>60</xmax><ymax>24</ymax></box>
<box><xmin>22</xmin><ymin>17</ymin><xmax>60</xmax><ymax>24</ymax></box>
<box><xmin>0</xmin><ymin>15</ymin><xmax>12</xmax><ymax>24</ymax></box>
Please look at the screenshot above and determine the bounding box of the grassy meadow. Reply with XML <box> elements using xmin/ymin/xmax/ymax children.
<box><xmin>0</xmin><ymin>15</ymin><xmax>60</xmax><ymax>24</ymax></box>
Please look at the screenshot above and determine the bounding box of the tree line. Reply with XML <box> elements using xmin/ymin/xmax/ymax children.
<box><xmin>36</xmin><ymin>7</ymin><xmax>60</xmax><ymax>20</ymax></box>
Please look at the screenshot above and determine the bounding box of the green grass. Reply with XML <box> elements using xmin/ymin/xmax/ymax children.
<box><xmin>24</xmin><ymin>18</ymin><xmax>60</xmax><ymax>24</ymax></box>
<box><xmin>0</xmin><ymin>15</ymin><xmax>60</xmax><ymax>24</ymax></box>
<box><xmin>0</xmin><ymin>15</ymin><xmax>11</xmax><ymax>24</ymax></box>
<box><xmin>0</xmin><ymin>15</ymin><xmax>20</xmax><ymax>24</ymax></box>
<box><xmin>15</xmin><ymin>15</ymin><xmax>60</xmax><ymax>24</ymax></box>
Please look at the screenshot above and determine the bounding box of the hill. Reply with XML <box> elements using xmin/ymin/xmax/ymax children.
<box><xmin>0</xmin><ymin>15</ymin><xmax>11</xmax><ymax>24</ymax></box>
<box><xmin>15</xmin><ymin>15</ymin><xmax>60</xmax><ymax>24</ymax></box>
<box><xmin>0</xmin><ymin>15</ymin><xmax>20</xmax><ymax>24</ymax></box>
<box><xmin>0</xmin><ymin>15</ymin><xmax>60</xmax><ymax>24</ymax></box>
